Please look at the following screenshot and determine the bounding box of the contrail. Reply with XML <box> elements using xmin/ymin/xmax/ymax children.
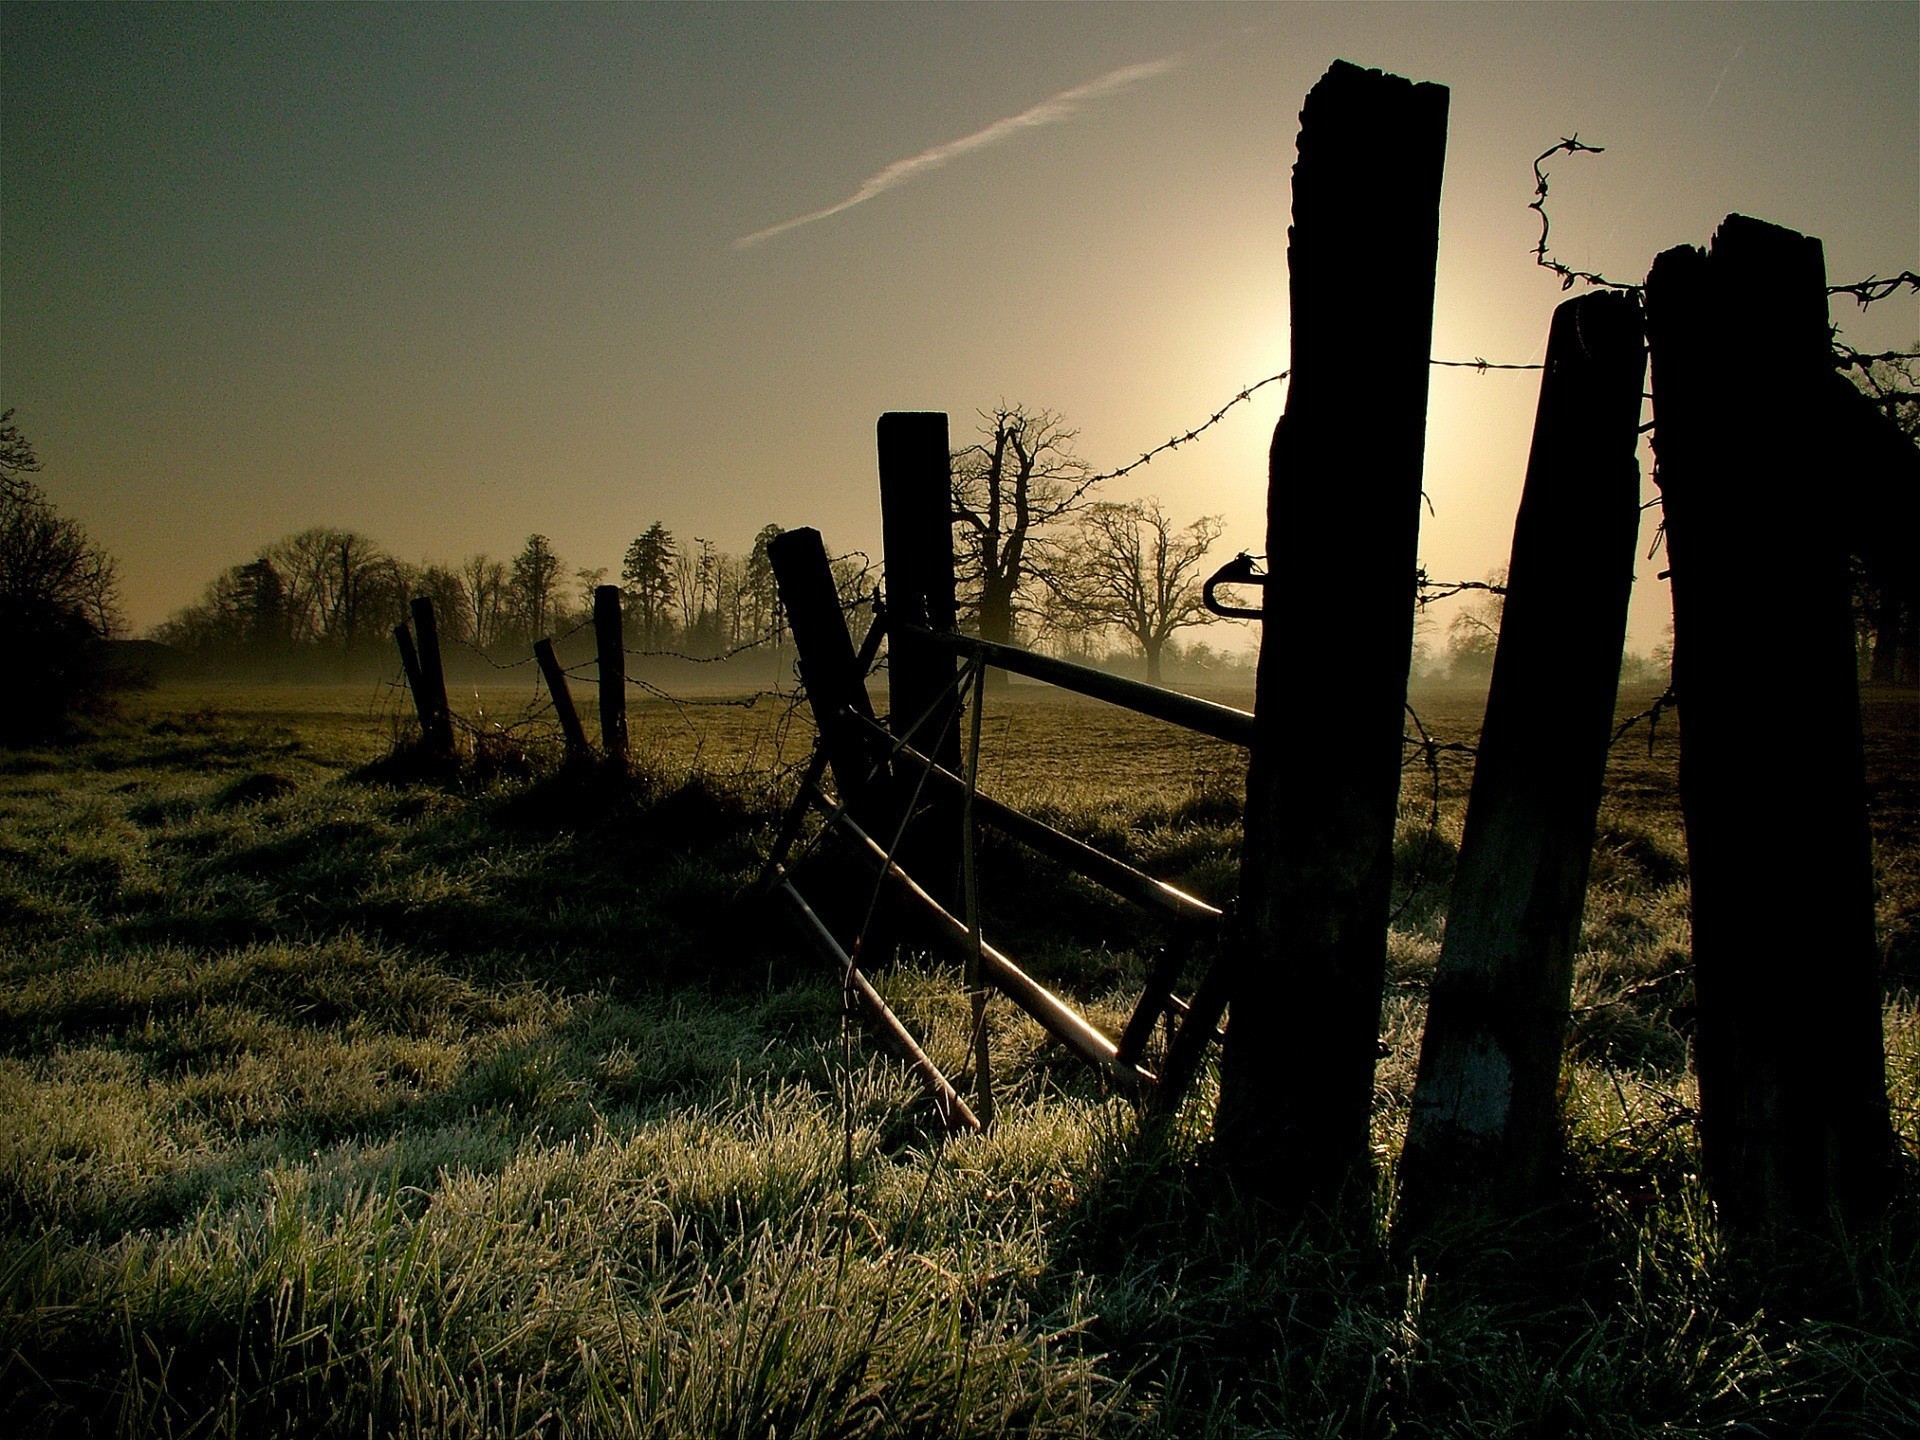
<box><xmin>733</xmin><ymin>56</ymin><xmax>1181</xmax><ymax>250</ymax></box>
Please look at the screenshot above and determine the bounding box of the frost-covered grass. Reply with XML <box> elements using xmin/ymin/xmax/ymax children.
<box><xmin>0</xmin><ymin>683</ymin><xmax>1915</xmax><ymax>1437</ymax></box>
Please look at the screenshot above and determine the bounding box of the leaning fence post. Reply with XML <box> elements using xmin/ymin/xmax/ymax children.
<box><xmin>393</xmin><ymin>622</ymin><xmax>437</xmax><ymax>741</ymax></box>
<box><xmin>408</xmin><ymin>596</ymin><xmax>455</xmax><ymax>758</ymax></box>
<box><xmin>878</xmin><ymin>411</ymin><xmax>963</xmax><ymax>908</ymax></box>
<box><xmin>1396</xmin><ymin>291</ymin><xmax>1647</xmax><ymax>1233</ymax></box>
<box><xmin>768</xmin><ymin>527</ymin><xmax>889</xmax><ymax>822</ymax></box>
<box><xmin>533</xmin><ymin>637</ymin><xmax>592</xmax><ymax>762</ymax></box>
<box><xmin>1644</xmin><ymin>215</ymin><xmax>1891</xmax><ymax>1244</ymax></box>
<box><xmin>1215</xmin><ymin>59</ymin><xmax>1449</xmax><ymax>1214</ymax></box>
<box><xmin>594</xmin><ymin>584</ymin><xmax>629</xmax><ymax>774</ymax></box>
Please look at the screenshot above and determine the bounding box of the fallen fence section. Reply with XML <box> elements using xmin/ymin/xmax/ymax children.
<box><xmin>762</xmin><ymin>437</ymin><xmax>1240</xmax><ymax>1129</ymax></box>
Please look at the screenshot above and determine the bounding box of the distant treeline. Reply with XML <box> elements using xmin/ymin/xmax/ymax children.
<box><xmin>153</xmin><ymin>524</ymin><xmax>813</xmax><ymax>680</ymax></box>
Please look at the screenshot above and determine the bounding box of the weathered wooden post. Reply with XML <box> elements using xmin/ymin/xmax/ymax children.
<box><xmin>393</xmin><ymin>622</ymin><xmax>437</xmax><ymax>740</ymax></box>
<box><xmin>769</xmin><ymin>527</ymin><xmax>890</xmax><ymax>821</ymax></box>
<box><xmin>408</xmin><ymin>596</ymin><xmax>455</xmax><ymax>758</ymax></box>
<box><xmin>533</xmin><ymin>637</ymin><xmax>592</xmax><ymax>762</ymax></box>
<box><xmin>593</xmin><ymin>584</ymin><xmax>629</xmax><ymax>773</ymax></box>
<box><xmin>1644</xmin><ymin>216</ymin><xmax>1892</xmax><ymax>1243</ymax></box>
<box><xmin>878</xmin><ymin>411</ymin><xmax>964</xmax><ymax>907</ymax></box>
<box><xmin>1396</xmin><ymin>291</ymin><xmax>1647</xmax><ymax>1232</ymax></box>
<box><xmin>1215</xmin><ymin>60</ymin><xmax>1449</xmax><ymax>1214</ymax></box>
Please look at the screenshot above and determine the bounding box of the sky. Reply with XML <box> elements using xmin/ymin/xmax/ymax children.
<box><xmin>3</xmin><ymin>1</ymin><xmax>1916</xmax><ymax>655</ymax></box>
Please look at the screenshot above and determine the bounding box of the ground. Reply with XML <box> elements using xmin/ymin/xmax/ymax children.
<box><xmin>0</xmin><ymin>675</ymin><xmax>1916</xmax><ymax>1438</ymax></box>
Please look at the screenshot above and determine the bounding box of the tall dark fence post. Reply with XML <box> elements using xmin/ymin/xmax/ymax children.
<box><xmin>533</xmin><ymin>637</ymin><xmax>591</xmax><ymax>762</ymax></box>
<box><xmin>594</xmin><ymin>584</ymin><xmax>629</xmax><ymax>773</ymax></box>
<box><xmin>408</xmin><ymin>597</ymin><xmax>455</xmax><ymax>758</ymax></box>
<box><xmin>769</xmin><ymin>527</ymin><xmax>889</xmax><ymax>821</ymax></box>
<box><xmin>1215</xmin><ymin>60</ymin><xmax>1449</xmax><ymax>1213</ymax></box>
<box><xmin>1397</xmin><ymin>291</ymin><xmax>1647</xmax><ymax>1231</ymax></box>
<box><xmin>878</xmin><ymin>411</ymin><xmax>963</xmax><ymax>907</ymax></box>
<box><xmin>393</xmin><ymin>623</ymin><xmax>437</xmax><ymax>740</ymax></box>
<box><xmin>1644</xmin><ymin>215</ymin><xmax>1891</xmax><ymax>1242</ymax></box>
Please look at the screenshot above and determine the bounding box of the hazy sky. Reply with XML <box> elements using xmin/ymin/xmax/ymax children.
<box><xmin>4</xmin><ymin>2</ymin><xmax>1915</xmax><ymax>653</ymax></box>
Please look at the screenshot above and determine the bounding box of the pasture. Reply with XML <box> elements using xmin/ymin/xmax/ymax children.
<box><xmin>1</xmin><ymin>677</ymin><xmax>1916</xmax><ymax>1437</ymax></box>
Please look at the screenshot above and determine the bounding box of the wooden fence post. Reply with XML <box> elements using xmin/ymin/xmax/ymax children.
<box><xmin>393</xmin><ymin>623</ymin><xmax>438</xmax><ymax>741</ymax></box>
<box><xmin>594</xmin><ymin>584</ymin><xmax>629</xmax><ymax>773</ymax></box>
<box><xmin>1396</xmin><ymin>291</ymin><xmax>1647</xmax><ymax>1232</ymax></box>
<box><xmin>408</xmin><ymin>597</ymin><xmax>455</xmax><ymax>758</ymax></box>
<box><xmin>1644</xmin><ymin>215</ymin><xmax>1892</xmax><ymax>1242</ymax></box>
<box><xmin>769</xmin><ymin>527</ymin><xmax>889</xmax><ymax>821</ymax></box>
<box><xmin>878</xmin><ymin>411</ymin><xmax>963</xmax><ymax>907</ymax></box>
<box><xmin>533</xmin><ymin>637</ymin><xmax>592</xmax><ymax>762</ymax></box>
<box><xmin>1215</xmin><ymin>59</ymin><xmax>1449</xmax><ymax>1214</ymax></box>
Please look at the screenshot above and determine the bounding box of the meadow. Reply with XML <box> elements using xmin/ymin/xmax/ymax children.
<box><xmin>1</xmin><ymin>672</ymin><xmax>1916</xmax><ymax>1438</ymax></box>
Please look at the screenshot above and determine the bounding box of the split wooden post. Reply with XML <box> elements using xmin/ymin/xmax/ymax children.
<box><xmin>1397</xmin><ymin>291</ymin><xmax>1647</xmax><ymax>1231</ymax></box>
<box><xmin>408</xmin><ymin>597</ymin><xmax>455</xmax><ymax>757</ymax></box>
<box><xmin>393</xmin><ymin>623</ymin><xmax>437</xmax><ymax>740</ymax></box>
<box><xmin>593</xmin><ymin>584</ymin><xmax>629</xmax><ymax>773</ymax></box>
<box><xmin>878</xmin><ymin>411</ymin><xmax>964</xmax><ymax>908</ymax></box>
<box><xmin>1644</xmin><ymin>216</ymin><xmax>1892</xmax><ymax>1242</ymax></box>
<box><xmin>1215</xmin><ymin>59</ymin><xmax>1450</xmax><ymax>1213</ymax></box>
<box><xmin>533</xmin><ymin>637</ymin><xmax>591</xmax><ymax>761</ymax></box>
<box><xmin>768</xmin><ymin>527</ymin><xmax>890</xmax><ymax>822</ymax></box>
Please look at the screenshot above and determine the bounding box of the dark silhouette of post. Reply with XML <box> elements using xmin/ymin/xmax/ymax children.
<box><xmin>769</xmin><ymin>528</ymin><xmax>889</xmax><ymax>822</ymax></box>
<box><xmin>878</xmin><ymin>411</ymin><xmax>963</xmax><ymax>907</ymax></box>
<box><xmin>1644</xmin><ymin>216</ymin><xmax>1891</xmax><ymax>1243</ymax></box>
<box><xmin>1397</xmin><ymin>291</ymin><xmax>1647</xmax><ymax>1232</ymax></box>
<box><xmin>593</xmin><ymin>585</ymin><xmax>628</xmax><ymax>773</ymax></box>
<box><xmin>533</xmin><ymin>637</ymin><xmax>591</xmax><ymax>762</ymax></box>
<box><xmin>408</xmin><ymin>597</ymin><xmax>454</xmax><ymax>758</ymax></box>
<box><xmin>1216</xmin><ymin>60</ymin><xmax>1449</xmax><ymax>1213</ymax></box>
<box><xmin>393</xmin><ymin>623</ymin><xmax>437</xmax><ymax>741</ymax></box>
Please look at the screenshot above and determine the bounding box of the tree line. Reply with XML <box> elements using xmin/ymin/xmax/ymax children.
<box><xmin>154</xmin><ymin>523</ymin><xmax>798</xmax><ymax>675</ymax></box>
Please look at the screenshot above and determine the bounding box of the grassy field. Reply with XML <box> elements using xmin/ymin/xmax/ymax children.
<box><xmin>1</xmin><ymin>674</ymin><xmax>1917</xmax><ymax>1437</ymax></box>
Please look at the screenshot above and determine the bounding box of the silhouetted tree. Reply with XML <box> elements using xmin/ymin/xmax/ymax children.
<box><xmin>950</xmin><ymin>406</ymin><xmax>1099</xmax><ymax>663</ymax></box>
<box><xmin>459</xmin><ymin>553</ymin><xmax>511</xmax><ymax>651</ymax></box>
<box><xmin>621</xmin><ymin>523</ymin><xmax>677</xmax><ymax>647</ymax></box>
<box><xmin>0</xmin><ymin>410</ymin><xmax>125</xmax><ymax>741</ymax></box>
<box><xmin>744</xmin><ymin>523</ymin><xmax>784</xmax><ymax>649</ymax></box>
<box><xmin>1045</xmin><ymin>498</ymin><xmax>1223</xmax><ymax>683</ymax></box>
<box><xmin>506</xmin><ymin>533</ymin><xmax>564</xmax><ymax>643</ymax></box>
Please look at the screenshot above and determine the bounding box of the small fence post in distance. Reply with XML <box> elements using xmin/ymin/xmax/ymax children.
<box><xmin>769</xmin><ymin>527</ymin><xmax>889</xmax><ymax>824</ymax></box>
<box><xmin>1644</xmin><ymin>215</ymin><xmax>1892</xmax><ymax>1246</ymax></box>
<box><xmin>1214</xmin><ymin>59</ymin><xmax>1450</xmax><ymax>1215</ymax></box>
<box><xmin>593</xmin><ymin>584</ymin><xmax>629</xmax><ymax>774</ymax></box>
<box><xmin>533</xmin><ymin>637</ymin><xmax>592</xmax><ymax>763</ymax></box>
<box><xmin>878</xmin><ymin>410</ymin><xmax>963</xmax><ymax>908</ymax></box>
<box><xmin>1396</xmin><ymin>290</ymin><xmax>1647</xmax><ymax>1235</ymax></box>
<box><xmin>408</xmin><ymin>596</ymin><xmax>455</xmax><ymax>758</ymax></box>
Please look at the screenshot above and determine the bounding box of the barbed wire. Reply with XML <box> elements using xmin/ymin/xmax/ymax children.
<box><xmin>1829</xmin><ymin>271</ymin><xmax>1920</xmax><ymax>309</ymax></box>
<box><xmin>1530</xmin><ymin>136</ymin><xmax>1639</xmax><ymax>295</ymax></box>
<box><xmin>1529</xmin><ymin>130</ymin><xmax>1920</xmax><ymax>379</ymax></box>
<box><xmin>1415</xmin><ymin>571</ymin><xmax>1508</xmax><ymax>608</ymax></box>
<box><xmin>1609</xmin><ymin>685</ymin><xmax>1678</xmax><ymax>757</ymax></box>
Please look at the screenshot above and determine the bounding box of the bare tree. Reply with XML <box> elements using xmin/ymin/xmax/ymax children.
<box><xmin>1443</xmin><ymin>567</ymin><xmax>1506</xmax><ymax>681</ymax></box>
<box><xmin>1045</xmin><ymin>498</ymin><xmax>1223</xmax><ymax>684</ymax></box>
<box><xmin>950</xmin><ymin>406</ymin><xmax>1099</xmax><ymax>662</ymax></box>
<box><xmin>458</xmin><ymin>554</ymin><xmax>510</xmax><ymax>651</ymax></box>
